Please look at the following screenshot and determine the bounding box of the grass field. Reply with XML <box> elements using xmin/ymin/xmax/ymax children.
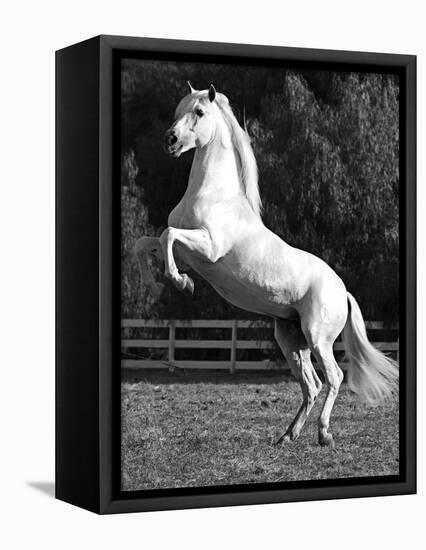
<box><xmin>121</xmin><ymin>370</ymin><xmax>399</xmax><ymax>491</ymax></box>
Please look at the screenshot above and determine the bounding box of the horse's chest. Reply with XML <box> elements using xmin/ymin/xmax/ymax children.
<box><xmin>168</xmin><ymin>201</ymin><xmax>213</xmax><ymax>229</ymax></box>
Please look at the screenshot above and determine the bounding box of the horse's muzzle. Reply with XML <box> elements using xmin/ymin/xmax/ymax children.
<box><xmin>163</xmin><ymin>130</ymin><xmax>180</xmax><ymax>156</ymax></box>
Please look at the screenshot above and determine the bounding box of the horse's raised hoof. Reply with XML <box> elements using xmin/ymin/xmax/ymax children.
<box><xmin>181</xmin><ymin>274</ymin><xmax>194</xmax><ymax>295</ymax></box>
<box><xmin>149</xmin><ymin>283</ymin><xmax>164</xmax><ymax>302</ymax></box>
<box><xmin>318</xmin><ymin>431</ymin><xmax>335</xmax><ymax>448</ymax></box>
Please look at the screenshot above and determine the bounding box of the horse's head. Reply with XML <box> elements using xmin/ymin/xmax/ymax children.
<box><xmin>164</xmin><ymin>82</ymin><xmax>224</xmax><ymax>157</ymax></box>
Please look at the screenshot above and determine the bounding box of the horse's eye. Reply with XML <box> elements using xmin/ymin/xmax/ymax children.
<box><xmin>195</xmin><ymin>109</ymin><xmax>204</xmax><ymax>117</ymax></box>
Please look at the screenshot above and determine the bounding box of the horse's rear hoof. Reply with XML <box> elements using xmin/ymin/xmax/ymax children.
<box><xmin>274</xmin><ymin>433</ymin><xmax>292</xmax><ymax>446</ymax></box>
<box><xmin>319</xmin><ymin>431</ymin><xmax>335</xmax><ymax>448</ymax></box>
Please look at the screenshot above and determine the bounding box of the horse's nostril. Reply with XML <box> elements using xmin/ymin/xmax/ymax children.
<box><xmin>169</xmin><ymin>134</ymin><xmax>178</xmax><ymax>145</ymax></box>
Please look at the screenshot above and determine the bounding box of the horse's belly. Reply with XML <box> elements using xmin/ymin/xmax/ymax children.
<box><xmin>189</xmin><ymin>256</ymin><xmax>300</xmax><ymax>319</ymax></box>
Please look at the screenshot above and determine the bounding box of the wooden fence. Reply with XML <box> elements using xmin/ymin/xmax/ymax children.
<box><xmin>121</xmin><ymin>319</ymin><xmax>399</xmax><ymax>372</ymax></box>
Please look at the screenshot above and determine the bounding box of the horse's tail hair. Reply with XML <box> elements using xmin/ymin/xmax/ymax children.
<box><xmin>342</xmin><ymin>292</ymin><xmax>399</xmax><ymax>406</ymax></box>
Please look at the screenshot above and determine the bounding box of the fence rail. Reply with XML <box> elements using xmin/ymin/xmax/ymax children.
<box><xmin>121</xmin><ymin>319</ymin><xmax>399</xmax><ymax>372</ymax></box>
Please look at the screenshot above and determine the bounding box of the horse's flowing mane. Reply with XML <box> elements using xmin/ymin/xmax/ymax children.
<box><xmin>216</xmin><ymin>95</ymin><xmax>262</xmax><ymax>218</ymax></box>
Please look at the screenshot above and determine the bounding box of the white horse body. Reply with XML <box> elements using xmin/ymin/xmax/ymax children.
<box><xmin>171</xmin><ymin>198</ymin><xmax>345</xmax><ymax>322</ymax></box>
<box><xmin>166</xmin><ymin>101</ymin><xmax>347</xmax><ymax>323</ymax></box>
<box><xmin>135</xmin><ymin>83</ymin><xmax>398</xmax><ymax>447</ymax></box>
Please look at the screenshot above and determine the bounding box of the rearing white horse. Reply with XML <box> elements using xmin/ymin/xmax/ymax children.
<box><xmin>135</xmin><ymin>82</ymin><xmax>398</xmax><ymax>447</ymax></box>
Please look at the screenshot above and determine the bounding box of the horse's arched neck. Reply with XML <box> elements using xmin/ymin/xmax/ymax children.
<box><xmin>184</xmin><ymin>120</ymin><xmax>240</xmax><ymax>203</ymax></box>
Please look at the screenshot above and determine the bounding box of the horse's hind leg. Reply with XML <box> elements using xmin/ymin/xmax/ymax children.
<box><xmin>274</xmin><ymin>320</ymin><xmax>322</xmax><ymax>444</ymax></box>
<box><xmin>306</xmin><ymin>337</ymin><xmax>344</xmax><ymax>448</ymax></box>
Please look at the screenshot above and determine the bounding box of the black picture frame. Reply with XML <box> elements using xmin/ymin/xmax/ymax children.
<box><xmin>56</xmin><ymin>35</ymin><xmax>416</xmax><ymax>514</ymax></box>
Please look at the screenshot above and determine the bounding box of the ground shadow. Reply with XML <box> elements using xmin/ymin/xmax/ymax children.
<box><xmin>27</xmin><ymin>481</ymin><xmax>55</xmax><ymax>498</ymax></box>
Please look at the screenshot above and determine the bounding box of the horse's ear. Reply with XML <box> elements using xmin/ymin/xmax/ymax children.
<box><xmin>208</xmin><ymin>84</ymin><xmax>216</xmax><ymax>102</ymax></box>
<box><xmin>187</xmin><ymin>81</ymin><xmax>195</xmax><ymax>94</ymax></box>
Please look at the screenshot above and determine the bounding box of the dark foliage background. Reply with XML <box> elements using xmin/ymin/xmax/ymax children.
<box><xmin>121</xmin><ymin>58</ymin><xmax>399</xmax><ymax>323</ymax></box>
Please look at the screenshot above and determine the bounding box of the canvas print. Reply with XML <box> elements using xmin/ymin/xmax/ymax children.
<box><xmin>120</xmin><ymin>57</ymin><xmax>400</xmax><ymax>492</ymax></box>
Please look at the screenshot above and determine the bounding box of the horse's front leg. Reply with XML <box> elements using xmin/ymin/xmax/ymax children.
<box><xmin>134</xmin><ymin>237</ymin><xmax>165</xmax><ymax>301</ymax></box>
<box><xmin>159</xmin><ymin>227</ymin><xmax>220</xmax><ymax>295</ymax></box>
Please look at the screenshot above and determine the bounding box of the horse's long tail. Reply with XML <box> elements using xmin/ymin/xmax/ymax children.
<box><xmin>342</xmin><ymin>292</ymin><xmax>399</xmax><ymax>405</ymax></box>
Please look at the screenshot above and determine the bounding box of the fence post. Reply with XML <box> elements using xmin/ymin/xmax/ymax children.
<box><xmin>230</xmin><ymin>320</ymin><xmax>237</xmax><ymax>374</ymax></box>
<box><xmin>168</xmin><ymin>320</ymin><xmax>175</xmax><ymax>363</ymax></box>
